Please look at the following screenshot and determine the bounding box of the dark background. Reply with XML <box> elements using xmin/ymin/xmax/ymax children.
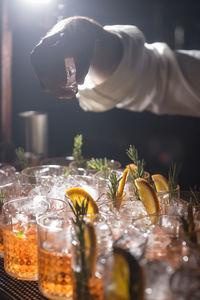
<box><xmin>0</xmin><ymin>0</ymin><xmax>200</xmax><ymax>189</ymax></box>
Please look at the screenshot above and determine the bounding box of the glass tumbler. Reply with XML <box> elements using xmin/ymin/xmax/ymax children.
<box><xmin>2</xmin><ymin>196</ymin><xmax>49</xmax><ymax>280</ymax></box>
<box><xmin>2</xmin><ymin>197</ymin><xmax>68</xmax><ymax>280</ymax></box>
<box><xmin>37</xmin><ymin>211</ymin><xmax>73</xmax><ymax>300</ymax></box>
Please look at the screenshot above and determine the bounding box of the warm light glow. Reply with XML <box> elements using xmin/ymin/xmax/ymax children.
<box><xmin>21</xmin><ymin>0</ymin><xmax>52</xmax><ymax>4</ymax></box>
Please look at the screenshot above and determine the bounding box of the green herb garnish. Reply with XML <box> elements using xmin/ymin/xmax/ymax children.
<box><xmin>107</xmin><ymin>171</ymin><xmax>122</xmax><ymax>209</ymax></box>
<box><xmin>0</xmin><ymin>190</ymin><xmax>4</xmax><ymax>212</ymax></box>
<box><xmin>126</xmin><ymin>145</ymin><xmax>145</xmax><ymax>200</ymax></box>
<box><xmin>168</xmin><ymin>162</ymin><xmax>181</xmax><ymax>192</ymax></box>
<box><xmin>69</xmin><ymin>199</ymin><xmax>91</xmax><ymax>300</ymax></box>
<box><xmin>15</xmin><ymin>147</ymin><xmax>28</xmax><ymax>170</ymax></box>
<box><xmin>189</xmin><ymin>186</ymin><xmax>200</xmax><ymax>206</ymax></box>
<box><xmin>87</xmin><ymin>157</ymin><xmax>108</xmax><ymax>171</ymax></box>
<box><xmin>72</xmin><ymin>134</ymin><xmax>84</xmax><ymax>168</ymax></box>
<box><xmin>63</xmin><ymin>167</ymin><xmax>72</xmax><ymax>176</ymax></box>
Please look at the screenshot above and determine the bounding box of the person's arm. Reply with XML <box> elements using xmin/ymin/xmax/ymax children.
<box><xmin>31</xmin><ymin>16</ymin><xmax>123</xmax><ymax>99</ymax></box>
<box><xmin>78</xmin><ymin>25</ymin><xmax>200</xmax><ymax>117</ymax></box>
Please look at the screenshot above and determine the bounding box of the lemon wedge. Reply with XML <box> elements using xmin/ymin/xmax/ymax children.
<box><xmin>65</xmin><ymin>187</ymin><xmax>99</xmax><ymax>216</ymax></box>
<box><xmin>105</xmin><ymin>246</ymin><xmax>144</xmax><ymax>300</ymax></box>
<box><xmin>152</xmin><ymin>174</ymin><xmax>169</xmax><ymax>192</ymax></box>
<box><xmin>135</xmin><ymin>178</ymin><xmax>160</xmax><ymax>216</ymax></box>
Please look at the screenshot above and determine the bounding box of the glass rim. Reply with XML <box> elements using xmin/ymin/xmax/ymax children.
<box><xmin>37</xmin><ymin>211</ymin><xmax>70</xmax><ymax>230</ymax></box>
<box><xmin>0</xmin><ymin>181</ymin><xmax>16</xmax><ymax>189</ymax></box>
<box><xmin>21</xmin><ymin>165</ymin><xmax>67</xmax><ymax>177</ymax></box>
<box><xmin>2</xmin><ymin>196</ymin><xmax>49</xmax><ymax>212</ymax></box>
<box><xmin>157</xmin><ymin>184</ymin><xmax>180</xmax><ymax>195</ymax></box>
<box><xmin>132</xmin><ymin>212</ymin><xmax>182</xmax><ymax>225</ymax></box>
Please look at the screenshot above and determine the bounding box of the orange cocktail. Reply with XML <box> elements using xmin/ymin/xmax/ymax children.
<box><xmin>39</xmin><ymin>249</ymin><xmax>73</xmax><ymax>299</ymax></box>
<box><xmin>37</xmin><ymin>211</ymin><xmax>73</xmax><ymax>299</ymax></box>
<box><xmin>2</xmin><ymin>196</ymin><xmax>49</xmax><ymax>280</ymax></box>
<box><xmin>3</xmin><ymin>223</ymin><xmax>38</xmax><ymax>280</ymax></box>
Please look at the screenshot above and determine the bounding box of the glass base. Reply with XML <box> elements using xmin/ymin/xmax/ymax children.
<box><xmin>39</xmin><ymin>285</ymin><xmax>73</xmax><ymax>300</ymax></box>
<box><xmin>4</xmin><ymin>267</ymin><xmax>38</xmax><ymax>281</ymax></box>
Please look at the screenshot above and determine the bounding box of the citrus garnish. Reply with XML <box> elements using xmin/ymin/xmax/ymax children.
<box><xmin>83</xmin><ymin>221</ymin><xmax>97</xmax><ymax>276</ymax></box>
<box><xmin>106</xmin><ymin>246</ymin><xmax>144</xmax><ymax>300</ymax></box>
<box><xmin>126</xmin><ymin>163</ymin><xmax>137</xmax><ymax>171</ymax></box>
<box><xmin>66</xmin><ymin>187</ymin><xmax>99</xmax><ymax>216</ymax></box>
<box><xmin>116</xmin><ymin>169</ymin><xmax>129</xmax><ymax>210</ymax></box>
<box><xmin>152</xmin><ymin>174</ymin><xmax>169</xmax><ymax>192</ymax></box>
<box><xmin>118</xmin><ymin>169</ymin><xmax>129</xmax><ymax>199</ymax></box>
<box><xmin>135</xmin><ymin>178</ymin><xmax>160</xmax><ymax>216</ymax></box>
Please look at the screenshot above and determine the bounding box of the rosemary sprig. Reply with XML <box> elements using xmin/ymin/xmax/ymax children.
<box><xmin>189</xmin><ymin>186</ymin><xmax>200</xmax><ymax>206</ymax></box>
<box><xmin>69</xmin><ymin>199</ymin><xmax>91</xmax><ymax>300</ymax></box>
<box><xmin>15</xmin><ymin>147</ymin><xmax>28</xmax><ymax>170</ymax></box>
<box><xmin>126</xmin><ymin>145</ymin><xmax>145</xmax><ymax>200</ymax></box>
<box><xmin>87</xmin><ymin>157</ymin><xmax>108</xmax><ymax>171</ymax></box>
<box><xmin>63</xmin><ymin>167</ymin><xmax>72</xmax><ymax>176</ymax></box>
<box><xmin>168</xmin><ymin>162</ymin><xmax>182</xmax><ymax>192</ymax></box>
<box><xmin>0</xmin><ymin>190</ymin><xmax>4</xmax><ymax>213</ymax></box>
<box><xmin>72</xmin><ymin>134</ymin><xmax>84</xmax><ymax>168</ymax></box>
<box><xmin>107</xmin><ymin>171</ymin><xmax>121</xmax><ymax>209</ymax></box>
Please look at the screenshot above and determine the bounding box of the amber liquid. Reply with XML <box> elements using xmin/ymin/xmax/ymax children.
<box><xmin>3</xmin><ymin>224</ymin><xmax>38</xmax><ymax>280</ymax></box>
<box><xmin>0</xmin><ymin>227</ymin><xmax>3</xmax><ymax>257</ymax></box>
<box><xmin>38</xmin><ymin>248</ymin><xmax>73</xmax><ymax>300</ymax></box>
<box><xmin>73</xmin><ymin>273</ymin><xmax>104</xmax><ymax>300</ymax></box>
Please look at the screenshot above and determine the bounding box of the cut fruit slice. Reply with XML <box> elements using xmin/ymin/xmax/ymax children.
<box><xmin>152</xmin><ymin>174</ymin><xmax>169</xmax><ymax>192</ymax></box>
<box><xmin>118</xmin><ymin>169</ymin><xmax>129</xmax><ymax>198</ymax></box>
<box><xmin>83</xmin><ymin>221</ymin><xmax>97</xmax><ymax>276</ymax></box>
<box><xmin>106</xmin><ymin>246</ymin><xmax>144</xmax><ymax>300</ymax></box>
<box><xmin>65</xmin><ymin>187</ymin><xmax>99</xmax><ymax>216</ymax></box>
<box><xmin>116</xmin><ymin>169</ymin><xmax>129</xmax><ymax>210</ymax></box>
<box><xmin>135</xmin><ymin>178</ymin><xmax>160</xmax><ymax>216</ymax></box>
<box><xmin>126</xmin><ymin>163</ymin><xmax>137</xmax><ymax>171</ymax></box>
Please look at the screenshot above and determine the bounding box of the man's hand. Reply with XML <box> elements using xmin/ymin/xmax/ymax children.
<box><xmin>31</xmin><ymin>16</ymin><xmax>104</xmax><ymax>99</ymax></box>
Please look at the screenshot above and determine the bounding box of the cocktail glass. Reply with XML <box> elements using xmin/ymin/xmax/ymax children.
<box><xmin>2</xmin><ymin>196</ymin><xmax>49</xmax><ymax>280</ymax></box>
<box><xmin>2</xmin><ymin>197</ymin><xmax>68</xmax><ymax>280</ymax></box>
<box><xmin>97</xmin><ymin>194</ymin><xmax>147</xmax><ymax>240</ymax></box>
<box><xmin>180</xmin><ymin>190</ymin><xmax>200</xmax><ymax>219</ymax></box>
<box><xmin>158</xmin><ymin>184</ymin><xmax>180</xmax><ymax>205</ymax></box>
<box><xmin>37</xmin><ymin>211</ymin><xmax>73</xmax><ymax>299</ymax></box>
<box><xmin>21</xmin><ymin>165</ymin><xmax>74</xmax><ymax>185</ymax></box>
<box><xmin>0</xmin><ymin>176</ymin><xmax>21</xmax><ymax>257</ymax></box>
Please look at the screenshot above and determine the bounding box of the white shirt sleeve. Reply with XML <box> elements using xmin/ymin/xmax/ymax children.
<box><xmin>77</xmin><ymin>25</ymin><xmax>200</xmax><ymax>117</ymax></box>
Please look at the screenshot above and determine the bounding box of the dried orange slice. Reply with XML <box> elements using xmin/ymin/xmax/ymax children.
<box><xmin>65</xmin><ymin>187</ymin><xmax>99</xmax><ymax>216</ymax></box>
<box><xmin>115</xmin><ymin>169</ymin><xmax>129</xmax><ymax>210</ymax></box>
<box><xmin>135</xmin><ymin>178</ymin><xmax>160</xmax><ymax>216</ymax></box>
<box><xmin>106</xmin><ymin>246</ymin><xmax>144</xmax><ymax>300</ymax></box>
<box><xmin>126</xmin><ymin>163</ymin><xmax>137</xmax><ymax>171</ymax></box>
<box><xmin>152</xmin><ymin>174</ymin><xmax>169</xmax><ymax>192</ymax></box>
